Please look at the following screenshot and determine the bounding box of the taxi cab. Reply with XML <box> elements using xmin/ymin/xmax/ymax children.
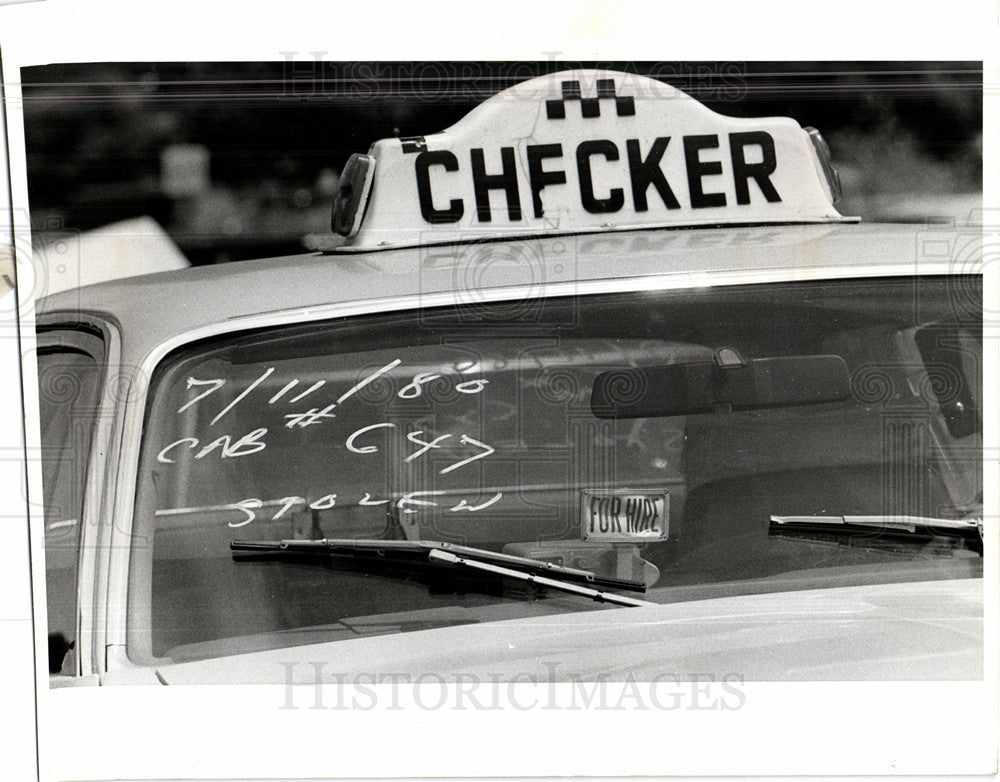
<box><xmin>35</xmin><ymin>70</ymin><xmax>983</xmax><ymax>686</ymax></box>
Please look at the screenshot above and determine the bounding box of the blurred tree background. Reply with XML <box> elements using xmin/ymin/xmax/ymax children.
<box><xmin>22</xmin><ymin>61</ymin><xmax>982</xmax><ymax>265</ymax></box>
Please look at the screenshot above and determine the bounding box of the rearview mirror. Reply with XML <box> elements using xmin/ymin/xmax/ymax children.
<box><xmin>591</xmin><ymin>352</ymin><xmax>850</xmax><ymax>419</ymax></box>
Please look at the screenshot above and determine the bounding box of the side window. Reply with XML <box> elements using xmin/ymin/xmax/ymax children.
<box><xmin>37</xmin><ymin>330</ymin><xmax>104</xmax><ymax>675</ymax></box>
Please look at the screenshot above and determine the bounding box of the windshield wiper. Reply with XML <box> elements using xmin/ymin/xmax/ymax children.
<box><xmin>230</xmin><ymin>538</ymin><xmax>651</xmax><ymax>604</ymax></box>
<box><xmin>770</xmin><ymin>514</ymin><xmax>982</xmax><ymax>543</ymax></box>
<box><xmin>427</xmin><ymin>549</ymin><xmax>654</xmax><ymax>607</ymax></box>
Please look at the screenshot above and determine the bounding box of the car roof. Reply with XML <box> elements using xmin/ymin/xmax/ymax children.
<box><xmin>36</xmin><ymin>222</ymin><xmax>937</xmax><ymax>364</ymax></box>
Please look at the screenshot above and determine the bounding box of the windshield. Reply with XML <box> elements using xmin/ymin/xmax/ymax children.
<box><xmin>128</xmin><ymin>276</ymin><xmax>982</xmax><ymax>663</ymax></box>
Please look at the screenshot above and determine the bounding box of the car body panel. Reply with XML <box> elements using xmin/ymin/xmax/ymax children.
<box><xmin>33</xmin><ymin>221</ymin><xmax>982</xmax><ymax>685</ymax></box>
<box><xmin>107</xmin><ymin>578</ymin><xmax>982</xmax><ymax>685</ymax></box>
<box><xmin>37</xmin><ymin>222</ymin><xmax>948</xmax><ymax>369</ymax></box>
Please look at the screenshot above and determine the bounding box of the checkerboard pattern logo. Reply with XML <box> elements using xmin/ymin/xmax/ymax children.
<box><xmin>545</xmin><ymin>79</ymin><xmax>636</xmax><ymax>120</ymax></box>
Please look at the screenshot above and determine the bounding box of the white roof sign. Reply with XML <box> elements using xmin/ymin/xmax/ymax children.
<box><xmin>333</xmin><ymin>69</ymin><xmax>849</xmax><ymax>250</ymax></box>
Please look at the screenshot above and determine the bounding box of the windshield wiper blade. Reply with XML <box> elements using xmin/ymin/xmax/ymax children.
<box><xmin>428</xmin><ymin>549</ymin><xmax>655</xmax><ymax>607</ymax></box>
<box><xmin>770</xmin><ymin>514</ymin><xmax>983</xmax><ymax>540</ymax></box>
<box><xmin>230</xmin><ymin>537</ymin><xmax>647</xmax><ymax>592</ymax></box>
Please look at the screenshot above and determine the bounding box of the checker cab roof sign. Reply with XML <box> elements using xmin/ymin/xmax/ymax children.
<box><xmin>333</xmin><ymin>69</ymin><xmax>851</xmax><ymax>250</ymax></box>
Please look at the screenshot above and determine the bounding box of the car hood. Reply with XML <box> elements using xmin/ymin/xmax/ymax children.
<box><xmin>130</xmin><ymin>578</ymin><xmax>981</xmax><ymax>685</ymax></box>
